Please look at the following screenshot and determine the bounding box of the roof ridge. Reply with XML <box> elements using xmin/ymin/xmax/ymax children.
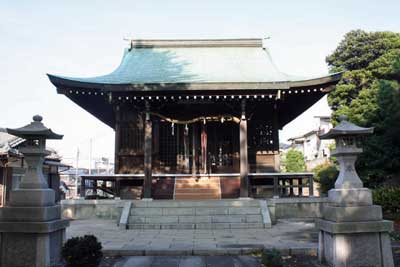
<box><xmin>128</xmin><ymin>38</ymin><xmax>263</xmax><ymax>48</ymax></box>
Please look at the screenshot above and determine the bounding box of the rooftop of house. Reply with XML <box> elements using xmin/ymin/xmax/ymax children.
<box><xmin>0</xmin><ymin>129</ymin><xmax>62</xmax><ymax>161</ymax></box>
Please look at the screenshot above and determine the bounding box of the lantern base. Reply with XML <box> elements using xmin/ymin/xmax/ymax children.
<box><xmin>317</xmin><ymin>219</ymin><xmax>394</xmax><ymax>267</ymax></box>
<box><xmin>328</xmin><ymin>188</ymin><xmax>372</xmax><ymax>206</ymax></box>
<box><xmin>0</xmin><ymin>220</ymin><xmax>68</xmax><ymax>267</ymax></box>
<box><xmin>10</xmin><ymin>189</ymin><xmax>55</xmax><ymax>207</ymax></box>
<box><xmin>323</xmin><ymin>205</ymin><xmax>382</xmax><ymax>222</ymax></box>
<box><xmin>318</xmin><ymin>187</ymin><xmax>394</xmax><ymax>267</ymax></box>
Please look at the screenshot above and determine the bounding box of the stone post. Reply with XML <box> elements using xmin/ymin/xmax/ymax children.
<box><xmin>317</xmin><ymin>115</ymin><xmax>394</xmax><ymax>267</ymax></box>
<box><xmin>0</xmin><ymin>115</ymin><xmax>69</xmax><ymax>267</ymax></box>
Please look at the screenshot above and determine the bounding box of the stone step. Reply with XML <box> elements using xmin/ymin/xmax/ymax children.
<box><xmin>127</xmin><ymin>222</ymin><xmax>266</xmax><ymax>230</ymax></box>
<box><xmin>130</xmin><ymin>199</ymin><xmax>261</xmax><ymax>208</ymax></box>
<box><xmin>123</xmin><ymin>199</ymin><xmax>272</xmax><ymax>230</ymax></box>
<box><xmin>129</xmin><ymin>206</ymin><xmax>262</xmax><ymax>216</ymax></box>
<box><xmin>129</xmin><ymin>214</ymin><xmax>263</xmax><ymax>224</ymax></box>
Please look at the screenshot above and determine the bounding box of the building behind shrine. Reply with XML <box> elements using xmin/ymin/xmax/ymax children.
<box><xmin>48</xmin><ymin>39</ymin><xmax>341</xmax><ymax>200</ymax></box>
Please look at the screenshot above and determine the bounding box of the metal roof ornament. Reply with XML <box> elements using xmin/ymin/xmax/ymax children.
<box><xmin>319</xmin><ymin>115</ymin><xmax>374</xmax><ymax>189</ymax></box>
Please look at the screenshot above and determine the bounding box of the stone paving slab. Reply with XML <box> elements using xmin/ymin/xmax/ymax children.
<box><xmin>67</xmin><ymin>219</ymin><xmax>319</xmax><ymax>256</ymax></box>
<box><xmin>113</xmin><ymin>256</ymin><xmax>261</xmax><ymax>267</ymax></box>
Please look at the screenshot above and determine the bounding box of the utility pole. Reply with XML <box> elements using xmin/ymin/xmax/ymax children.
<box><xmin>89</xmin><ymin>138</ymin><xmax>92</xmax><ymax>175</ymax></box>
<box><xmin>75</xmin><ymin>147</ymin><xmax>79</xmax><ymax>198</ymax></box>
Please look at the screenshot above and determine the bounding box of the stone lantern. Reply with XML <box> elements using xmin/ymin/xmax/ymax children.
<box><xmin>0</xmin><ymin>115</ymin><xmax>69</xmax><ymax>267</ymax></box>
<box><xmin>317</xmin><ymin>115</ymin><xmax>394</xmax><ymax>267</ymax></box>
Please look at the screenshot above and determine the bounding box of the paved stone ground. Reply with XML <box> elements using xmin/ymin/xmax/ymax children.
<box><xmin>67</xmin><ymin>219</ymin><xmax>318</xmax><ymax>256</ymax></box>
<box><xmin>111</xmin><ymin>256</ymin><xmax>260</xmax><ymax>267</ymax></box>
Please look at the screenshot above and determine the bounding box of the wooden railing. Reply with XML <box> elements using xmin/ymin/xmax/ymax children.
<box><xmin>249</xmin><ymin>172</ymin><xmax>314</xmax><ymax>198</ymax></box>
<box><xmin>79</xmin><ymin>172</ymin><xmax>314</xmax><ymax>199</ymax></box>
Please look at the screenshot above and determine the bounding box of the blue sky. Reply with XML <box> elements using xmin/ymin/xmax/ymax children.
<box><xmin>1</xmin><ymin>0</ymin><xmax>399</xmax><ymax>167</ymax></box>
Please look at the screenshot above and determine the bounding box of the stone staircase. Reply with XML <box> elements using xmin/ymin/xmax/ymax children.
<box><xmin>121</xmin><ymin>199</ymin><xmax>271</xmax><ymax>230</ymax></box>
<box><xmin>174</xmin><ymin>177</ymin><xmax>221</xmax><ymax>200</ymax></box>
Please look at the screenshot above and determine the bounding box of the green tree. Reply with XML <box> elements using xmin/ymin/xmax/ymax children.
<box><xmin>284</xmin><ymin>149</ymin><xmax>306</xmax><ymax>172</ymax></box>
<box><xmin>326</xmin><ymin>30</ymin><xmax>400</xmax><ymax>185</ymax></box>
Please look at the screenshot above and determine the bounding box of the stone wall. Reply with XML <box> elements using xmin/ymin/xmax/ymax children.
<box><xmin>268</xmin><ymin>197</ymin><xmax>329</xmax><ymax>223</ymax></box>
<box><xmin>61</xmin><ymin>199</ymin><xmax>124</xmax><ymax>220</ymax></box>
<box><xmin>61</xmin><ymin>197</ymin><xmax>329</xmax><ymax>223</ymax></box>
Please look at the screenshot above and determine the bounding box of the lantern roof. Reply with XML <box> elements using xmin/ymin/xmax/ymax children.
<box><xmin>319</xmin><ymin>115</ymin><xmax>374</xmax><ymax>139</ymax></box>
<box><xmin>6</xmin><ymin>115</ymin><xmax>63</xmax><ymax>140</ymax></box>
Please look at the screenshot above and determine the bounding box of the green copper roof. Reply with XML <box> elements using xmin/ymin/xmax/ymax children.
<box><xmin>48</xmin><ymin>39</ymin><xmax>341</xmax><ymax>89</ymax></box>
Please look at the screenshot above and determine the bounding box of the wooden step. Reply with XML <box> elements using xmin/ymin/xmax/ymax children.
<box><xmin>175</xmin><ymin>193</ymin><xmax>221</xmax><ymax>200</ymax></box>
<box><xmin>174</xmin><ymin>177</ymin><xmax>221</xmax><ymax>200</ymax></box>
<box><xmin>175</xmin><ymin>180</ymin><xmax>220</xmax><ymax>185</ymax></box>
<box><xmin>175</xmin><ymin>184</ymin><xmax>220</xmax><ymax>189</ymax></box>
<box><xmin>175</xmin><ymin>188</ymin><xmax>220</xmax><ymax>194</ymax></box>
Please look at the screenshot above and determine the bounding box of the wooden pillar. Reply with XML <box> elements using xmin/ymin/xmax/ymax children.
<box><xmin>273</xmin><ymin>176</ymin><xmax>279</xmax><ymax>198</ymax></box>
<box><xmin>184</xmin><ymin>124</ymin><xmax>190</xmax><ymax>173</ymax></box>
<box><xmin>80</xmin><ymin>177</ymin><xmax>86</xmax><ymax>198</ymax></box>
<box><xmin>143</xmin><ymin>101</ymin><xmax>153</xmax><ymax>199</ymax></box>
<box><xmin>201</xmin><ymin>123</ymin><xmax>207</xmax><ymax>174</ymax></box>
<box><xmin>239</xmin><ymin>100</ymin><xmax>249</xmax><ymax>197</ymax></box>
<box><xmin>192</xmin><ymin>123</ymin><xmax>197</xmax><ymax>176</ymax></box>
<box><xmin>115</xmin><ymin>178</ymin><xmax>120</xmax><ymax>198</ymax></box>
<box><xmin>273</xmin><ymin>102</ymin><xmax>280</xmax><ymax>171</ymax></box>
<box><xmin>114</xmin><ymin>106</ymin><xmax>121</xmax><ymax>174</ymax></box>
<box><xmin>299</xmin><ymin>178</ymin><xmax>303</xmax><ymax>196</ymax></box>
<box><xmin>309</xmin><ymin>175</ymin><xmax>314</xmax><ymax>197</ymax></box>
<box><xmin>289</xmin><ymin>178</ymin><xmax>294</xmax><ymax>196</ymax></box>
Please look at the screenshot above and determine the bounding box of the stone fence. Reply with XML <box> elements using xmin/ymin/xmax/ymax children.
<box><xmin>61</xmin><ymin>197</ymin><xmax>329</xmax><ymax>223</ymax></box>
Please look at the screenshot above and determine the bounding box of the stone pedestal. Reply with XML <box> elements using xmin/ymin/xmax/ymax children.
<box><xmin>0</xmin><ymin>115</ymin><xmax>70</xmax><ymax>266</ymax></box>
<box><xmin>317</xmin><ymin>188</ymin><xmax>394</xmax><ymax>267</ymax></box>
<box><xmin>0</xmin><ymin>189</ymin><xmax>69</xmax><ymax>267</ymax></box>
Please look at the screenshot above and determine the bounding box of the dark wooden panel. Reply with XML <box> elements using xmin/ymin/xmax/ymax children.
<box><xmin>152</xmin><ymin>177</ymin><xmax>174</xmax><ymax>199</ymax></box>
<box><xmin>0</xmin><ymin>167</ymin><xmax>3</xmax><ymax>207</ymax></box>
<box><xmin>220</xmin><ymin>177</ymin><xmax>240</xmax><ymax>198</ymax></box>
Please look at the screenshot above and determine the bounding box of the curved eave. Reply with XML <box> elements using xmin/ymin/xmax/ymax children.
<box><xmin>47</xmin><ymin>72</ymin><xmax>342</xmax><ymax>93</ymax></box>
<box><xmin>6</xmin><ymin>128</ymin><xmax>63</xmax><ymax>140</ymax></box>
<box><xmin>320</xmin><ymin>128</ymin><xmax>374</xmax><ymax>139</ymax></box>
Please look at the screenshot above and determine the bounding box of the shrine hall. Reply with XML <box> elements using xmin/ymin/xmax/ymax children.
<box><xmin>48</xmin><ymin>39</ymin><xmax>341</xmax><ymax>200</ymax></box>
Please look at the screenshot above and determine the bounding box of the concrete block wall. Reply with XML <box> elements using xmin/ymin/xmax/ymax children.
<box><xmin>61</xmin><ymin>197</ymin><xmax>329</xmax><ymax>223</ymax></box>
<box><xmin>61</xmin><ymin>199</ymin><xmax>123</xmax><ymax>220</ymax></box>
<box><xmin>268</xmin><ymin>197</ymin><xmax>329</xmax><ymax>223</ymax></box>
